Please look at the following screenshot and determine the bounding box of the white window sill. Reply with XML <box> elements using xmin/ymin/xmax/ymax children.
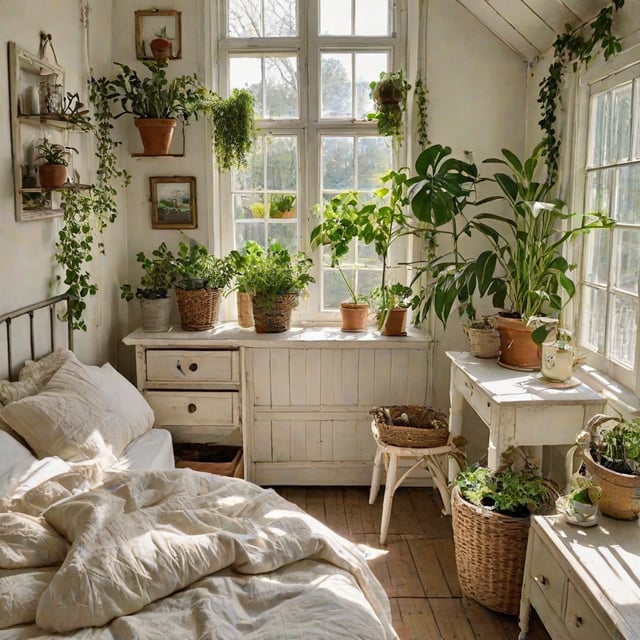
<box><xmin>574</xmin><ymin>364</ymin><xmax>640</xmax><ymax>419</ymax></box>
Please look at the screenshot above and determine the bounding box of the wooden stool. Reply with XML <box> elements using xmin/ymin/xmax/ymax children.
<box><xmin>369</xmin><ymin>423</ymin><xmax>461</xmax><ymax>544</ymax></box>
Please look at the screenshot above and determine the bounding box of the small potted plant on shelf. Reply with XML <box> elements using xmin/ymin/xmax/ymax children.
<box><xmin>232</xmin><ymin>241</ymin><xmax>314</xmax><ymax>333</ymax></box>
<box><xmin>173</xmin><ymin>240</ymin><xmax>234</xmax><ymax>331</ymax></box>
<box><xmin>120</xmin><ymin>242</ymin><xmax>176</xmax><ymax>332</ymax></box>
<box><xmin>34</xmin><ymin>138</ymin><xmax>78</xmax><ymax>189</ymax></box>
<box><xmin>370</xmin><ymin>282</ymin><xmax>414</xmax><ymax>336</ymax></box>
<box><xmin>367</xmin><ymin>69</ymin><xmax>411</xmax><ymax>146</ymax></box>
<box><xmin>269</xmin><ymin>193</ymin><xmax>296</xmax><ymax>218</ymax></box>
<box><xmin>149</xmin><ymin>26</ymin><xmax>172</xmax><ymax>61</ymax></box>
<box><xmin>555</xmin><ymin>476</ymin><xmax>601</xmax><ymax>527</ymax></box>
<box><xmin>452</xmin><ymin>448</ymin><xmax>554</xmax><ymax>615</ymax></box>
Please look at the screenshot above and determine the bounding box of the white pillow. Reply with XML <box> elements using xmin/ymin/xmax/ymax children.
<box><xmin>88</xmin><ymin>363</ymin><xmax>155</xmax><ymax>454</ymax></box>
<box><xmin>0</xmin><ymin>432</ymin><xmax>37</xmax><ymax>498</ymax></box>
<box><xmin>0</xmin><ymin>356</ymin><xmax>112</xmax><ymax>462</ymax></box>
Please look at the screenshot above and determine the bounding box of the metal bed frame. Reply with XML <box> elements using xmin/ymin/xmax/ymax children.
<box><xmin>0</xmin><ymin>294</ymin><xmax>74</xmax><ymax>381</ymax></box>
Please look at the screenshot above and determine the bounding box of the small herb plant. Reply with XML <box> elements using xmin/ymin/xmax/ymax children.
<box><xmin>232</xmin><ymin>241</ymin><xmax>314</xmax><ymax>302</ymax></box>
<box><xmin>173</xmin><ymin>241</ymin><xmax>234</xmax><ymax>291</ymax></box>
<box><xmin>456</xmin><ymin>449</ymin><xmax>551</xmax><ymax>518</ymax></box>
<box><xmin>120</xmin><ymin>242</ymin><xmax>176</xmax><ymax>301</ymax></box>
<box><xmin>35</xmin><ymin>138</ymin><xmax>78</xmax><ymax>166</ymax></box>
<box><xmin>588</xmin><ymin>417</ymin><xmax>640</xmax><ymax>476</ymax></box>
<box><xmin>269</xmin><ymin>193</ymin><xmax>296</xmax><ymax>218</ymax></box>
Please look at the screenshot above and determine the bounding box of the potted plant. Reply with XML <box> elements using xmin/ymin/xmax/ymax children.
<box><xmin>34</xmin><ymin>138</ymin><xmax>78</xmax><ymax>188</ymax></box>
<box><xmin>555</xmin><ymin>476</ymin><xmax>601</xmax><ymax>527</ymax></box>
<box><xmin>366</xmin><ymin>70</ymin><xmax>411</xmax><ymax>145</ymax></box>
<box><xmin>269</xmin><ymin>193</ymin><xmax>296</xmax><ymax>218</ymax></box>
<box><xmin>370</xmin><ymin>282</ymin><xmax>413</xmax><ymax>336</ymax></box>
<box><xmin>173</xmin><ymin>240</ymin><xmax>235</xmax><ymax>331</ymax></box>
<box><xmin>120</xmin><ymin>242</ymin><xmax>176</xmax><ymax>332</ymax></box>
<box><xmin>149</xmin><ymin>26</ymin><xmax>172</xmax><ymax>61</ymax></box>
<box><xmin>452</xmin><ymin>448</ymin><xmax>554</xmax><ymax>615</ymax></box>
<box><xmin>99</xmin><ymin>59</ymin><xmax>203</xmax><ymax>155</ymax></box>
<box><xmin>228</xmin><ymin>242</ymin><xmax>266</xmax><ymax>328</ymax></box>
<box><xmin>578</xmin><ymin>414</ymin><xmax>640</xmax><ymax>520</ymax></box>
<box><xmin>233</xmin><ymin>241</ymin><xmax>314</xmax><ymax>333</ymax></box>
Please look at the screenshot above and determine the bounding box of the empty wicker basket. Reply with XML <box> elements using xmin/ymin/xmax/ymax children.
<box><xmin>370</xmin><ymin>405</ymin><xmax>449</xmax><ymax>448</ymax></box>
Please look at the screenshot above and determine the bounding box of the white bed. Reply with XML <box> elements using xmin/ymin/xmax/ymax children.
<box><xmin>0</xmin><ymin>298</ymin><xmax>397</xmax><ymax>639</ymax></box>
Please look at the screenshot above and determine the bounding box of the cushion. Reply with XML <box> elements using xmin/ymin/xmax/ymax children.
<box><xmin>0</xmin><ymin>431</ymin><xmax>37</xmax><ymax>498</ymax></box>
<box><xmin>88</xmin><ymin>363</ymin><xmax>155</xmax><ymax>455</ymax></box>
<box><xmin>0</xmin><ymin>355</ymin><xmax>112</xmax><ymax>462</ymax></box>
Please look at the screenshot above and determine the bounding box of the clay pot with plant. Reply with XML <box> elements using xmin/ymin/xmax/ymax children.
<box><xmin>35</xmin><ymin>138</ymin><xmax>78</xmax><ymax>189</ymax></box>
<box><xmin>149</xmin><ymin>26</ymin><xmax>172</xmax><ymax>61</ymax></box>
<box><xmin>367</xmin><ymin>69</ymin><xmax>411</xmax><ymax>146</ymax></box>
<box><xmin>269</xmin><ymin>193</ymin><xmax>296</xmax><ymax>218</ymax></box>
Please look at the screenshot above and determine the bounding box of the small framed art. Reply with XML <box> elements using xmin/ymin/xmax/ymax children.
<box><xmin>150</xmin><ymin>176</ymin><xmax>197</xmax><ymax>229</ymax></box>
<box><xmin>135</xmin><ymin>9</ymin><xmax>182</xmax><ymax>60</ymax></box>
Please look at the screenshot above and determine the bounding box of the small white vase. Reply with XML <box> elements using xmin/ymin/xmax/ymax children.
<box><xmin>541</xmin><ymin>342</ymin><xmax>574</xmax><ymax>382</ymax></box>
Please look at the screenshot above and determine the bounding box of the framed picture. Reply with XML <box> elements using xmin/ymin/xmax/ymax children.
<box><xmin>150</xmin><ymin>176</ymin><xmax>197</xmax><ymax>229</ymax></box>
<box><xmin>135</xmin><ymin>9</ymin><xmax>182</xmax><ymax>60</ymax></box>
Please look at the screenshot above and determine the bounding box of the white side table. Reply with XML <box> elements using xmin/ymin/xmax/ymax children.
<box><xmin>446</xmin><ymin>351</ymin><xmax>605</xmax><ymax>476</ymax></box>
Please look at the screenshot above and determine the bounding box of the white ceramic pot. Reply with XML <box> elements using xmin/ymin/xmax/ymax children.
<box><xmin>541</xmin><ymin>342</ymin><xmax>574</xmax><ymax>382</ymax></box>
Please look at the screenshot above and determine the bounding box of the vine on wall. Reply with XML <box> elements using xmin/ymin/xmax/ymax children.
<box><xmin>538</xmin><ymin>0</ymin><xmax>625</xmax><ymax>184</ymax></box>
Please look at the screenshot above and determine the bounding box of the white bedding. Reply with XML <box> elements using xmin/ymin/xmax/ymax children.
<box><xmin>0</xmin><ymin>467</ymin><xmax>398</xmax><ymax>639</ymax></box>
<box><xmin>110</xmin><ymin>428</ymin><xmax>175</xmax><ymax>472</ymax></box>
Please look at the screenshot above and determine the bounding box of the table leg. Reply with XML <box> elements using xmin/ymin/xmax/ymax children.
<box><xmin>448</xmin><ymin>376</ymin><xmax>464</xmax><ymax>481</ymax></box>
<box><xmin>380</xmin><ymin>453</ymin><xmax>398</xmax><ymax>545</ymax></box>
<box><xmin>369</xmin><ymin>445</ymin><xmax>384</xmax><ymax>505</ymax></box>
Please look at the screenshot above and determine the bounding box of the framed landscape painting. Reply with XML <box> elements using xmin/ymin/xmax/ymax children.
<box><xmin>150</xmin><ymin>176</ymin><xmax>197</xmax><ymax>229</ymax></box>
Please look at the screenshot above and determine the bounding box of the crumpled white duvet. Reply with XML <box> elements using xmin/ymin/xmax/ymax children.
<box><xmin>0</xmin><ymin>468</ymin><xmax>398</xmax><ymax>639</ymax></box>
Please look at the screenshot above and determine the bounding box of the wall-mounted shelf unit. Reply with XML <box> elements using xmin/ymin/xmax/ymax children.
<box><xmin>8</xmin><ymin>42</ymin><xmax>89</xmax><ymax>222</ymax></box>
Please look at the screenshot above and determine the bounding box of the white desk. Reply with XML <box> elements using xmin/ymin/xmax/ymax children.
<box><xmin>446</xmin><ymin>351</ymin><xmax>605</xmax><ymax>473</ymax></box>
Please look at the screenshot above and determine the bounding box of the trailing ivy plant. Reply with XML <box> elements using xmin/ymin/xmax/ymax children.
<box><xmin>55</xmin><ymin>77</ymin><xmax>131</xmax><ymax>330</ymax></box>
<box><xmin>538</xmin><ymin>0</ymin><xmax>625</xmax><ymax>183</ymax></box>
<box><xmin>414</xmin><ymin>76</ymin><xmax>429</xmax><ymax>148</ymax></box>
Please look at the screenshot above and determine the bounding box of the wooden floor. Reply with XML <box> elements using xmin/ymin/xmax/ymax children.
<box><xmin>273</xmin><ymin>485</ymin><xmax>551</xmax><ymax>640</ymax></box>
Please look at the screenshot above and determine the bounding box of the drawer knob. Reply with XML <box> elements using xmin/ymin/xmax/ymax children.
<box><xmin>189</xmin><ymin>362</ymin><xmax>198</xmax><ymax>372</ymax></box>
<box><xmin>574</xmin><ymin>615</ymin><xmax>583</xmax><ymax>628</ymax></box>
<box><xmin>188</xmin><ymin>403</ymin><xmax>197</xmax><ymax>414</ymax></box>
<box><xmin>534</xmin><ymin>575</ymin><xmax>548</xmax><ymax>588</ymax></box>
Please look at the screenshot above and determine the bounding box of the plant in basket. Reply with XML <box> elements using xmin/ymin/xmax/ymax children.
<box><xmin>452</xmin><ymin>448</ymin><xmax>554</xmax><ymax>615</ymax></box>
<box><xmin>370</xmin><ymin>405</ymin><xmax>449</xmax><ymax>449</ymax></box>
<box><xmin>578</xmin><ymin>413</ymin><xmax>640</xmax><ymax>520</ymax></box>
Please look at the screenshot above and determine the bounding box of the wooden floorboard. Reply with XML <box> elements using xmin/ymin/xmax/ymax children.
<box><xmin>273</xmin><ymin>486</ymin><xmax>551</xmax><ymax>640</ymax></box>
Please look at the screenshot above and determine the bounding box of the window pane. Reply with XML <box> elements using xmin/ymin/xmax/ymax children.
<box><xmin>582</xmin><ymin>231</ymin><xmax>610</xmax><ymax>286</ymax></box>
<box><xmin>615</xmin><ymin>165</ymin><xmax>640</xmax><ymax>224</ymax></box>
<box><xmin>589</xmin><ymin>84</ymin><xmax>633</xmax><ymax>166</ymax></box>
<box><xmin>228</xmin><ymin>0</ymin><xmax>297</xmax><ymax>37</ymax></box>
<box><xmin>269</xmin><ymin>222</ymin><xmax>298</xmax><ymax>252</ymax></box>
<box><xmin>323</xmin><ymin>268</ymin><xmax>352</xmax><ymax>309</ymax></box>
<box><xmin>355</xmin><ymin>0</ymin><xmax>389</xmax><ymax>35</ymax></box>
<box><xmin>236</xmin><ymin>221</ymin><xmax>266</xmax><ymax>248</ymax></box>
<box><xmin>266</xmin><ymin>136</ymin><xmax>297</xmax><ymax>190</ymax></box>
<box><xmin>611</xmin><ymin>84</ymin><xmax>632</xmax><ymax>162</ymax></box>
<box><xmin>357</xmin><ymin>137</ymin><xmax>392</xmax><ymax>188</ymax></box>
<box><xmin>580</xmin><ymin>286</ymin><xmax>607</xmax><ymax>352</ymax></box>
<box><xmin>612</xmin><ymin>228</ymin><xmax>640</xmax><ymax>295</ymax></box>
<box><xmin>609</xmin><ymin>294</ymin><xmax>637</xmax><ymax>367</ymax></box>
<box><xmin>319</xmin><ymin>0</ymin><xmax>390</xmax><ymax>36</ymax></box>
<box><xmin>321</xmin><ymin>53</ymin><xmax>352</xmax><ymax>118</ymax></box>
<box><xmin>320</xmin><ymin>0</ymin><xmax>351</xmax><ymax>35</ymax></box>
<box><xmin>322</xmin><ymin>137</ymin><xmax>355</xmax><ymax>190</ymax></box>
<box><xmin>588</xmin><ymin>91</ymin><xmax>609</xmax><ymax>167</ymax></box>
<box><xmin>355</xmin><ymin>53</ymin><xmax>388</xmax><ymax>118</ymax></box>
<box><xmin>230</xmin><ymin>57</ymin><xmax>264</xmax><ymax>118</ymax></box>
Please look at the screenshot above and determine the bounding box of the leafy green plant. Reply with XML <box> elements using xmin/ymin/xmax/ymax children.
<box><xmin>120</xmin><ymin>242</ymin><xmax>176</xmax><ymax>301</ymax></box>
<box><xmin>456</xmin><ymin>450</ymin><xmax>551</xmax><ymax>518</ymax></box>
<box><xmin>585</xmin><ymin>416</ymin><xmax>640</xmax><ymax>476</ymax></box>
<box><xmin>35</xmin><ymin>138</ymin><xmax>78</xmax><ymax>165</ymax></box>
<box><xmin>565</xmin><ymin>476</ymin><xmax>602</xmax><ymax>506</ymax></box>
<box><xmin>414</xmin><ymin>76</ymin><xmax>429</xmax><ymax>148</ymax></box>
<box><xmin>269</xmin><ymin>193</ymin><xmax>296</xmax><ymax>218</ymax></box>
<box><xmin>232</xmin><ymin>241</ymin><xmax>314</xmax><ymax>303</ymax></box>
<box><xmin>367</xmin><ymin>70</ymin><xmax>411</xmax><ymax>144</ymax></box>
<box><xmin>538</xmin><ymin>1</ymin><xmax>625</xmax><ymax>183</ymax></box>
<box><xmin>173</xmin><ymin>241</ymin><xmax>234</xmax><ymax>291</ymax></box>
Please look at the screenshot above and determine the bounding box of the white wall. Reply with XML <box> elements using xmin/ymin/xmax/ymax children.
<box><xmin>0</xmin><ymin>0</ymin><xmax>127</xmax><ymax>372</ymax></box>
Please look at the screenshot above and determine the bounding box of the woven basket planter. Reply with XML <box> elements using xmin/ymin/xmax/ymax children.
<box><xmin>252</xmin><ymin>293</ymin><xmax>297</xmax><ymax>333</ymax></box>
<box><xmin>175</xmin><ymin>287</ymin><xmax>221</xmax><ymax>331</ymax></box>
<box><xmin>370</xmin><ymin>405</ymin><xmax>449</xmax><ymax>448</ymax></box>
<box><xmin>451</xmin><ymin>486</ymin><xmax>531</xmax><ymax>615</ymax></box>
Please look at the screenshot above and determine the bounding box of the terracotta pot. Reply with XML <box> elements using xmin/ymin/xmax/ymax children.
<box><xmin>236</xmin><ymin>292</ymin><xmax>254</xmax><ymax>328</ymax></box>
<box><xmin>150</xmin><ymin>37</ymin><xmax>171</xmax><ymax>60</ymax></box>
<box><xmin>38</xmin><ymin>163</ymin><xmax>67</xmax><ymax>189</ymax></box>
<box><xmin>134</xmin><ymin>118</ymin><xmax>177</xmax><ymax>155</ymax></box>
<box><xmin>494</xmin><ymin>315</ymin><xmax>540</xmax><ymax>370</ymax></box>
<box><xmin>381</xmin><ymin>307</ymin><xmax>407</xmax><ymax>336</ymax></box>
<box><xmin>139</xmin><ymin>297</ymin><xmax>172</xmax><ymax>332</ymax></box>
<box><xmin>339</xmin><ymin>302</ymin><xmax>369</xmax><ymax>332</ymax></box>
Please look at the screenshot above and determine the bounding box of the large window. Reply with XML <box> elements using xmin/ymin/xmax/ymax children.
<box><xmin>579</xmin><ymin>62</ymin><xmax>640</xmax><ymax>392</ymax></box>
<box><xmin>218</xmin><ymin>0</ymin><xmax>405</xmax><ymax>317</ymax></box>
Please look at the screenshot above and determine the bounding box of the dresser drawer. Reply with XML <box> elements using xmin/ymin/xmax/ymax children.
<box><xmin>529</xmin><ymin>532</ymin><xmax>566</xmax><ymax>618</ymax></box>
<box><xmin>146</xmin><ymin>350</ymin><xmax>239</xmax><ymax>384</ymax></box>
<box><xmin>147</xmin><ymin>391</ymin><xmax>240</xmax><ymax>427</ymax></box>
<box><xmin>565</xmin><ymin>583</ymin><xmax>611</xmax><ymax>640</ymax></box>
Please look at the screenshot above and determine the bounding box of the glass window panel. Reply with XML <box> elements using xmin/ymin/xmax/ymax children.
<box><xmin>268</xmin><ymin>222</ymin><xmax>298</xmax><ymax>252</ymax></box>
<box><xmin>321</xmin><ymin>53</ymin><xmax>352</xmax><ymax>118</ymax></box>
<box><xmin>228</xmin><ymin>0</ymin><xmax>261</xmax><ymax>37</ymax></box>
<box><xmin>612</xmin><ymin>229</ymin><xmax>640</xmax><ymax>295</ymax></box>
<box><xmin>236</xmin><ymin>221</ymin><xmax>266</xmax><ymax>248</ymax></box>
<box><xmin>585</xmin><ymin>168</ymin><xmax>612</xmax><ymax>215</ymax></box>
<box><xmin>266</xmin><ymin>136</ymin><xmax>297</xmax><ymax>190</ymax></box>
<box><xmin>228</xmin><ymin>0</ymin><xmax>296</xmax><ymax>37</ymax></box>
<box><xmin>230</xmin><ymin>57</ymin><xmax>263</xmax><ymax>118</ymax></box>
<box><xmin>355</xmin><ymin>53</ymin><xmax>388</xmax><ymax>118</ymax></box>
<box><xmin>355</xmin><ymin>0</ymin><xmax>389</xmax><ymax>35</ymax></box>
<box><xmin>588</xmin><ymin>91</ymin><xmax>609</xmax><ymax>167</ymax></box>
<box><xmin>610</xmin><ymin>83</ymin><xmax>632</xmax><ymax>163</ymax></box>
<box><xmin>322</xmin><ymin>137</ymin><xmax>355</xmax><ymax>190</ymax></box>
<box><xmin>320</xmin><ymin>0</ymin><xmax>351</xmax><ymax>35</ymax></box>
<box><xmin>234</xmin><ymin>136</ymin><xmax>264</xmax><ymax>190</ymax></box>
<box><xmin>234</xmin><ymin>194</ymin><xmax>262</xmax><ymax>220</ymax></box>
<box><xmin>358</xmin><ymin>269</ymin><xmax>382</xmax><ymax>296</ymax></box>
<box><xmin>615</xmin><ymin>165</ymin><xmax>640</xmax><ymax>224</ymax></box>
<box><xmin>609</xmin><ymin>294</ymin><xmax>637</xmax><ymax>367</ymax></box>
<box><xmin>357</xmin><ymin>137</ymin><xmax>393</xmax><ymax>188</ymax></box>
<box><xmin>264</xmin><ymin>0</ymin><xmax>297</xmax><ymax>37</ymax></box>
<box><xmin>265</xmin><ymin>56</ymin><xmax>298</xmax><ymax>118</ymax></box>
<box><xmin>579</xmin><ymin>286</ymin><xmax>607</xmax><ymax>353</ymax></box>
<box><xmin>323</xmin><ymin>269</ymin><xmax>352</xmax><ymax>309</ymax></box>
<box><xmin>582</xmin><ymin>232</ymin><xmax>610</xmax><ymax>286</ymax></box>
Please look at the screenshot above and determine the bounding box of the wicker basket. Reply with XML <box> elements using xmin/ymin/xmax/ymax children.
<box><xmin>370</xmin><ymin>405</ymin><xmax>449</xmax><ymax>448</ymax></box>
<box><xmin>175</xmin><ymin>287</ymin><xmax>221</xmax><ymax>331</ymax></box>
<box><xmin>252</xmin><ymin>293</ymin><xmax>298</xmax><ymax>333</ymax></box>
<box><xmin>581</xmin><ymin>414</ymin><xmax>640</xmax><ymax>520</ymax></box>
<box><xmin>451</xmin><ymin>485</ymin><xmax>531</xmax><ymax>615</ymax></box>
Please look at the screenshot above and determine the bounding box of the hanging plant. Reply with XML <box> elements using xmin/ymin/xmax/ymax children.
<box><xmin>366</xmin><ymin>70</ymin><xmax>411</xmax><ymax>145</ymax></box>
<box><xmin>55</xmin><ymin>77</ymin><xmax>131</xmax><ymax>330</ymax></box>
<box><xmin>414</xmin><ymin>76</ymin><xmax>429</xmax><ymax>148</ymax></box>
<box><xmin>538</xmin><ymin>0</ymin><xmax>625</xmax><ymax>183</ymax></box>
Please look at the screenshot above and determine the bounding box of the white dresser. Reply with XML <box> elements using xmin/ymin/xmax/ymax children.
<box><xmin>124</xmin><ymin>325</ymin><xmax>432</xmax><ymax>485</ymax></box>
<box><xmin>519</xmin><ymin>514</ymin><xmax>640</xmax><ymax>639</ymax></box>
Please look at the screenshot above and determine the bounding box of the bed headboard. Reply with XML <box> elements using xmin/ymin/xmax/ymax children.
<box><xmin>0</xmin><ymin>295</ymin><xmax>74</xmax><ymax>381</ymax></box>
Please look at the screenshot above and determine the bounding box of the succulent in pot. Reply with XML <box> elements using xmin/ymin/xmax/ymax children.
<box><xmin>35</xmin><ymin>137</ymin><xmax>78</xmax><ymax>189</ymax></box>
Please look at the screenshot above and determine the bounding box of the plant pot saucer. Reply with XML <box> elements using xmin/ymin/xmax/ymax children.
<box><xmin>536</xmin><ymin>374</ymin><xmax>581</xmax><ymax>389</ymax></box>
<box><xmin>497</xmin><ymin>359</ymin><xmax>539</xmax><ymax>372</ymax></box>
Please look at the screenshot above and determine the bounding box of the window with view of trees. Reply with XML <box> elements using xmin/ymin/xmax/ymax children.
<box><xmin>580</xmin><ymin>63</ymin><xmax>640</xmax><ymax>392</ymax></box>
<box><xmin>218</xmin><ymin>0</ymin><xmax>405</xmax><ymax>316</ymax></box>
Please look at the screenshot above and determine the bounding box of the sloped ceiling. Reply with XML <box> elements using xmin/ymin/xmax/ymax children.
<box><xmin>456</xmin><ymin>0</ymin><xmax>611</xmax><ymax>62</ymax></box>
